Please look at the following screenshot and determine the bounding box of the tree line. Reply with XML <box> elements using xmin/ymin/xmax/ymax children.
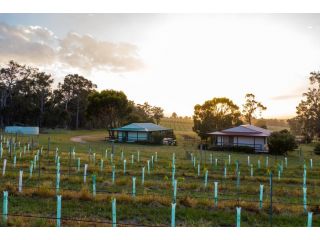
<box><xmin>288</xmin><ymin>72</ymin><xmax>320</xmax><ymax>143</ymax></box>
<box><xmin>192</xmin><ymin>93</ymin><xmax>267</xmax><ymax>139</ymax></box>
<box><xmin>0</xmin><ymin>61</ymin><xmax>164</xmax><ymax>130</ymax></box>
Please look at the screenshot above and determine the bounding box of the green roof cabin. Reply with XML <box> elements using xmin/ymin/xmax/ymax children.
<box><xmin>112</xmin><ymin>123</ymin><xmax>173</xmax><ymax>143</ymax></box>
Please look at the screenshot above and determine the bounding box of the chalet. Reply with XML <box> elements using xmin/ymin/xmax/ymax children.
<box><xmin>207</xmin><ymin>124</ymin><xmax>271</xmax><ymax>152</ymax></box>
<box><xmin>112</xmin><ymin>123</ymin><xmax>173</xmax><ymax>143</ymax></box>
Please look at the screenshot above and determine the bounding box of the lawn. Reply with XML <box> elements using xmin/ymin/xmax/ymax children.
<box><xmin>0</xmin><ymin>120</ymin><xmax>318</xmax><ymax>227</ymax></box>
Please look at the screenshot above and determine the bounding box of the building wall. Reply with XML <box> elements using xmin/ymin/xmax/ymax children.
<box><xmin>118</xmin><ymin>131</ymin><xmax>123</xmax><ymax>142</ymax></box>
<box><xmin>5</xmin><ymin>126</ymin><xmax>39</xmax><ymax>135</ymax></box>
<box><xmin>128</xmin><ymin>132</ymin><xmax>148</xmax><ymax>142</ymax></box>
<box><xmin>118</xmin><ymin>131</ymin><xmax>148</xmax><ymax>142</ymax></box>
<box><xmin>216</xmin><ymin>135</ymin><xmax>266</xmax><ymax>150</ymax></box>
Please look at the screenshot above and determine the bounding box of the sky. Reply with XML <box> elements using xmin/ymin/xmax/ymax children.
<box><xmin>0</xmin><ymin>13</ymin><xmax>320</xmax><ymax>118</ymax></box>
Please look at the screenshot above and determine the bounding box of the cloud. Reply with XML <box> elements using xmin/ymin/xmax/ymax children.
<box><xmin>0</xmin><ymin>22</ymin><xmax>144</xmax><ymax>72</ymax></box>
<box><xmin>58</xmin><ymin>32</ymin><xmax>144</xmax><ymax>72</ymax></box>
<box><xmin>271</xmin><ymin>93</ymin><xmax>302</xmax><ymax>100</ymax></box>
<box><xmin>0</xmin><ymin>22</ymin><xmax>56</xmax><ymax>64</ymax></box>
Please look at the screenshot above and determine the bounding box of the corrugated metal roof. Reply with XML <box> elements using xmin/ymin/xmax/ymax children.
<box><xmin>113</xmin><ymin>123</ymin><xmax>171</xmax><ymax>132</ymax></box>
<box><xmin>208</xmin><ymin>124</ymin><xmax>271</xmax><ymax>137</ymax></box>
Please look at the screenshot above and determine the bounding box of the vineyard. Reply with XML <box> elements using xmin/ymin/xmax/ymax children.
<box><xmin>0</xmin><ymin>128</ymin><xmax>318</xmax><ymax>227</ymax></box>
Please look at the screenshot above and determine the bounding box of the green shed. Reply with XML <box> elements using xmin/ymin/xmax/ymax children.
<box><xmin>112</xmin><ymin>123</ymin><xmax>173</xmax><ymax>143</ymax></box>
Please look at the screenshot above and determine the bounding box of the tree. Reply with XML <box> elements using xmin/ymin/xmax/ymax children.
<box><xmin>268</xmin><ymin>129</ymin><xmax>297</xmax><ymax>155</ymax></box>
<box><xmin>58</xmin><ymin>74</ymin><xmax>96</xmax><ymax>129</ymax></box>
<box><xmin>29</xmin><ymin>72</ymin><xmax>54</xmax><ymax>127</ymax></box>
<box><xmin>192</xmin><ymin>97</ymin><xmax>243</xmax><ymax>140</ymax></box>
<box><xmin>152</xmin><ymin>106</ymin><xmax>164</xmax><ymax>124</ymax></box>
<box><xmin>87</xmin><ymin>90</ymin><xmax>131</xmax><ymax>133</ymax></box>
<box><xmin>287</xmin><ymin>117</ymin><xmax>303</xmax><ymax>136</ymax></box>
<box><xmin>0</xmin><ymin>61</ymin><xmax>35</xmax><ymax>126</ymax></box>
<box><xmin>171</xmin><ymin>112</ymin><xmax>178</xmax><ymax>118</ymax></box>
<box><xmin>242</xmin><ymin>93</ymin><xmax>267</xmax><ymax>125</ymax></box>
<box><xmin>295</xmin><ymin>72</ymin><xmax>320</xmax><ymax>141</ymax></box>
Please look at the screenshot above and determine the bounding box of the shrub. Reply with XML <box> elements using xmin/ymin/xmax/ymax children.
<box><xmin>314</xmin><ymin>143</ymin><xmax>320</xmax><ymax>155</ymax></box>
<box><xmin>268</xmin><ymin>129</ymin><xmax>297</xmax><ymax>155</ymax></box>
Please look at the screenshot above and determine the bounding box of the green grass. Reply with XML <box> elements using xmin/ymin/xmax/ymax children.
<box><xmin>0</xmin><ymin>119</ymin><xmax>318</xmax><ymax>227</ymax></box>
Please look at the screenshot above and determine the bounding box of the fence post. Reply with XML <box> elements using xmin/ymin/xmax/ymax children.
<box><xmin>123</xmin><ymin>159</ymin><xmax>126</xmax><ymax>175</ymax></box>
<box><xmin>172</xmin><ymin>164</ymin><xmax>175</xmax><ymax>187</ymax></box>
<box><xmin>29</xmin><ymin>161</ymin><xmax>33</xmax><ymax>178</ymax></box>
<box><xmin>171</xmin><ymin>203</ymin><xmax>176</xmax><ymax>227</ymax></box>
<box><xmin>303</xmin><ymin>168</ymin><xmax>307</xmax><ymax>187</ymax></box>
<box><xmin>214</xmin><ymin>181</ymin><xmax>218</xmax><ymax>207</ymax></box>
<box><xmin>307</xmin><ymin>212</ymin><xmax>313</xmax><ymax>227</ymax></box>
<box><xmin>56</xmin><ymin>163</ymin><xmax>60</xmax><ymax>194</ymax></box>
<box><xmin>100</xmin><ymin>159</ymin><xmax>104</xmax><ymax>172</ymax></box>
<box><xmin>2</xmin><ymin>191</ymin><xmax>8</xmax><ymax>224</ymax></box>
<box><xmin>56</xmin><ymin>195</ymin><xmax>62</xmax><ymax>227</ymax></box>
<box><xmin>269</xmin><ymin>172</ymin><xmax>273</xmax><ymax>226</ymax></box>
<box><xmin>112</xmin><ymin>198</ymin><xmax>116</xmax><ymax>227</ymax></box>
<box><xmin>142</xmin><ymin>167</ymin><xmax>145</xmax><ymax>185</ymax></box>
<box><xmin>204</xmin><ymin>170</ymin><xmax>208</xmax><ymax>188</ymax></box>
<box><xmin>132</xmin><ymin>177</ymin><xmax>136</xmax><ymax>197</ymax></box>
<box><xmin>147</xmin><ymin>160</ymin><xmax>150</xmax><ymax>174</ymax></box>
<box><xmin>259</xmin><ymin>184</ymin><xmax>264</xmax><ymax>209</ymax></box>
<box><xmin>92</xmin><ymin>175</ymin><xmax>96</xmax><ymax>198</ymax></box>
<box><xmin>236</xmin><ymin>207</ymin><xmax>241</xmax><ymax>227</ymax></box>
<box><xmin>13</xmin><ymin>155</ymin><xmax>16</xmax><ymax>168</ymax></box>
<box><xmin>197</xmin><ymin>163</ymin><xmax>200</xmax><ymax>177</ymax></box>
<box><xmin>151</xmin><ymin>155</ymin><xmax>154</xmax><ymax>168</ymax></box>
<box><xmin>173</xmin><ymin>179</ymin><xmax>177</xmax><ymax>203</ymax></box>
<box><xmin>285</xmin><ymin>157</ymin><xmax>288</xmax><ymax>168</ymax></box>
<box><xmin>172</xmin><ymin>153</ymin><xmax>175</xmax><ymax>166</ymax></box>
<box><xmin>236</xmin><ymin>160</ymin><xmax>239</xmax><ymax>172</ymax></box>
<box><xmin>303</xmin><ymin>186</ymin><xmax>307</xmax><ymax>212</ymax></box>
<box><xmin>110</xmin><ymin>153</ymin><xmax>114</xmax><ymax>164</ymax></box>
<box><xmin>18</xmin><ymin>170</ymin><xmax>23</xmax><ymax>193</ymax></box>
<box><xmin>2</xmin><ymin>159</ymin><xmax>6</xmax><ymax>176</ymax></box>
<box><xmin>236</xmin><ymin>171</ymin><xmax>240</xmax><ymax>190</ymax></box>
<box><xmin>83</xmin><ymin>164</ymin><xmax>88</xmax><ymax>184</ymax></box>
<box><xmin>112</xmin><ymin>165</ymin><xmax>115</xmax><ymax>184</ymax></box>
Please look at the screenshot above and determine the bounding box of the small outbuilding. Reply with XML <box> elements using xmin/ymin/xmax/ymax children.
<box><xmin>207</xmin><ymin>124</ymin><xmax>271</xmax><ymax>152</ymax></box>
<box><xmin>112</xmin><ymin>123</ymin><xmax>173</xmax><ymax>143</ymax></box>
<box><xmin>5</xmin><ymin>126</ymin><xmax>39</xmax><ymax>135</ymax></box>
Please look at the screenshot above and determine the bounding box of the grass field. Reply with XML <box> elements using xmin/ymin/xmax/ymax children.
<box><xmin>0</xmin><ymin>119</ymin><xmax>318</xmax><ymax>227</ymax></box>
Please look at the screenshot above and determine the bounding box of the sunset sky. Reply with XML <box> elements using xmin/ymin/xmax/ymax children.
<box><xmin>1</xmin><ymin>13</ymin><xmax>320</xmax><ymax>118</ymax></box>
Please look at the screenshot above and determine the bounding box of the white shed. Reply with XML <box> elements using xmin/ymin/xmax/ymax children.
<box><xmin>207</xmin><ymin>125</ymin><xmax>271</xmax><ymax>152</ymax></box>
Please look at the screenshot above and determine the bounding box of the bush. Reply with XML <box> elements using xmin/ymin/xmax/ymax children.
<box><xmin>314</xmin><ymin>143</ymin><xmax>320</xmax><ymax>155</ymax></box>
<box><xmin>268</xmin><ymin>129</ymin><xmax>297</xmax><ymax>155</ymax></box>
<box><xmin>208</xmin><ymin>145</ymin><xmax>255</xmax><ymax>154</ymax></box>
